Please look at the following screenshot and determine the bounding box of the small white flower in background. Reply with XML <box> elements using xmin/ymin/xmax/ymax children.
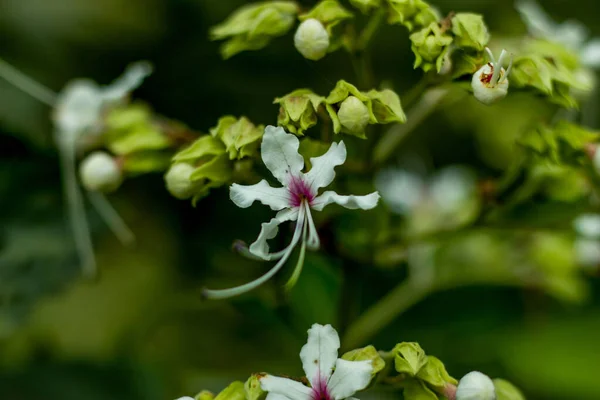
<box><xmin>79</xmin><ymin>151</ymin><xmax>123</xmax><ymax>193</ymax></box>
<box><xmin>573</xmin><ymin>214</ymin><xmax>600</xmax><ymax>270</ymax></box>
<box><xmin>203</xmin><ymin>126</ymin><xmax>380</xmax><ymax>299</ymax></box>
<box><xmin>294</xmin><ymin>18</ymin><xmax>330</xmax><ymax>61</ymax></box>
<box><xmin>455</xmin><ymin>371</ymin><xmax>496</xmax><ymax>400</ymax></box>
<box><xmin>472</xmin><ymin>47</ymin><xmax>512</xmax><ymax>105</ymax></box>
<box><xmin>260</xmin><ymin>323</ymin><xmax>373</xmax><ymax>400</ymax></box>
<box><xmin>516</xmin><ymin>0</ymin><xmax>600</xmax><ymax>68</ymax></box>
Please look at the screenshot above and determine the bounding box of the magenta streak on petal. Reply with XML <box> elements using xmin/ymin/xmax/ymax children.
<box><xmin>288</xmin><ymin>175</ymin><xmax>316</xmax><ymax>207</ymax></box>
<box><xmin>311</xmin><ymin>375</ymin><xmax>332</xmax><ymax>400</ymax></box>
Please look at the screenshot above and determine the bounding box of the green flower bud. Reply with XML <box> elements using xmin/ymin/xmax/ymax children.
<box><xmin>299</xmin><ymin>0</ymin><xmax>354</xmax><ymax>34</ymax></box>
<box><xmin>410</xmin><ymin>22</ymin><xmax>453</xmax><ymax>72</ymax></box>
<box><xmin>214</xmin><ymin>381</ymin><xmax>246</xmax><ymax>400</ymax></box>
<box><xmin>493</xmin><ymin>378</ymin><xmax>525</xmax><ymax>400</ymax></box>
<box><xmin>165</xmin><ymin>162</ymin><xmax>196</xmax><ymax>199</ymax></box>
<box><xmin>274</xmin><ymin>89</ymin><xmax>324</xmax><ymax>135</ymax></box>
<box><xmin>451</xmin><ymin>13</ymin><xmax>490</xmax><ymax>51</ymax></box>
<box><xmin>349</xmin><ymin>0</ymin><xmax>381</xmax><ymax>14</ymax></box>
<box><xmin>196</xmin><ymin>391</ymin><xmax>215</xmax><ymax>400</ymax></box>
<box><xmin>210</xmin><ymin>116</ymin><xmax>264</xmax><ymax>160</ymax></box>
<box><xmin>342</xmin><ymin>345</ymin><xmax>386</xmax><ymax>376</ymax></box>
<box><xmin>338</xmin><ymin>96</ymin><xmax>370</xmax><ymax>135</ymax></box>
<box><xmin>210</xmin><ymin>2</ymin><xmax>299</xmax><ymax>59</ymax></box>
<box><xmin>386</xmin><ymin>0</ymin><xmax>439</xmax><ymax>31</ymax></box>
<box><xmin>79</xmin><ymin>151</ymin><xmax>123</xmax><ymax>193</ymax></box>
<box><xmin>456</xmin><ymin>371</ymin><xmax>496</xmax><ymax>400</ymax></box>
<box><xmin>244</xmin><ymin>374</ymin><xmax>267</xmax><ymax>400</ymax></box>
<box><xmin>472</xmin><ymin>48</ymin><xmax>512</xmax><ymax>105</ymax></box>
<box><xmin>415</xmin><ymin>356</ymin><xmax>458</xmax><ymax>392</ymax></box>
<box><xmin>393</xmin><ymin>342</ymin><xmax>428</xmax><ymax>376</ymax></box>
<box><xmin>294</xmin><ymin>18</ymin><xmax>330</xmax><ymax>60</ymax></box>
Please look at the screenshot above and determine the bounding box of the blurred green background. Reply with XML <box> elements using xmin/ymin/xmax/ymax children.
<box><xmin>1</xmin><ymin>0</ymin><xmax>600</xmax><ymax>399</ymax></box>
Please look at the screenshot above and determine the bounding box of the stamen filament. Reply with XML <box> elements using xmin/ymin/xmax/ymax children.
<box><xmin>202</xmin><ymin>204</ymin><xmax>307</xmax><ymax>299</ymax></box>
<box><xmin>0</xmin><ymin>57</ymin><xmax>57</xmax><ymax>106</ymax></box>
<box><xmin>87</xmin><ymin>191</ymin><xmax>135</xmax><ymax>245</ymax></box>
<box><xmin>304</xmin><ymin>201</ymin><xmax>320</xmax><ymax>250</ymax></box>
<box><xmin>284</xmin><ymin>207</ymin><xmax>308</xmax><ymax>292</ymax></box>
<box><xmin>491</xmin><ymin>50</ymin><xmax>507</xmax><ymax>86</ymax></box>
<box><xmin>485</xmin><ymin>47</ymin><xmax>496</xmax><ymax>64</ymax></box>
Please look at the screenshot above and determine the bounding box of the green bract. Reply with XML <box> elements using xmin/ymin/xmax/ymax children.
<box><xmin>244</xmin><ymin>374</ymin><xmax>267</xmax><ymax>400</ymax></box>
<box><xmin>416</xmin><ymin>355</ymin><xmax>457</xmax><ymax>391</ymax></box>
<box><xmin>195</xmin><ymin>391</ymin><xmax>215</xmax><ymax>400</ymax></box>
<box><xmin>393</xmin><ymin>342</ymin><xmax>428</xmax><ymax>376</ymax></box>
<box><xmin>214</xmin><ymin>381</ymin><xmax>246</xmax><ymax>400</ymax></box>
<box><xmin>299</xmin><ymin>0</ymin><xmax>354</xmax><ymax>35</ymax></box>
<box><xmin>209</xmin><ymin>116</ymin><xmax>264</xmax><ymax>159</ymax></box>
<box><xmin>349</xmin><ymin>0</ymin><xmax>381</xmax><ymax>14</ymax></box>
<box><xmin>403</xmin><ymin>379</ymin><xmax>439</xmax><ymax>400</ymax></box>
<box><xmin>385</xmin><ymin>0</ymin><xmax>439</xmax><ymax>32</ymax></box>
<box><xmin>274</xmin><ymin>89</ymin><xmax>325</xmax><ymax>135</ymax></box>
<box><xmin>325</xmin><ymin>80</ymin><xmax>405</xmax><ymax>138</ymax></box>
<box><xmin>517</xmin><ymin>121</ymin><xmax>599</xmax><ymax>166</ymax></box>
<box><xmin>210</xmin><ymin>1</ymin><xmax>299</xmax><ymax>59</ymax></box>
<box><xmin>342</xmin><ymin>345</ymin><xmax>386</xmax><ymax>377</ymax></box>
<box><xmin>451</xmin><ymin>13</ymin><xmax>490</xmax><ymax>51</ymax></box>
<box><xmin>493</xmin><ymin>378</ymin><xmax>526</xmax><ymax>400</ymax></box>
<box><xmin>410</xmin><ymin>22</ymin><xmax>453</xmax><ymax>72</ymax></box>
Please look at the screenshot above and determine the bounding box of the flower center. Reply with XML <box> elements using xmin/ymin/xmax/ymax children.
<box><xmin>311</xmin><ymin>378</ymin><xmax>332</xmax><ymax>400</ymax></box>
<box><xmin>288</xmin><ymin>176</ymin><xmax>315</xmax><ymax>207</ymax></box>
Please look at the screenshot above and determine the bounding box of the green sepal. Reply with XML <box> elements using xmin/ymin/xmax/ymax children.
<box><xmin>209</xmin><ymin>2</ymin><xmax>299</xmax><ymax>59</ymax></box>
<box><xmin>325</xmin><ymin>80</ymin><xmax>376</xmax><ymax>138</ymax></box>
<box><xmin>402</xmin><ymin>378</ymin><xmax>439</xmax><ymax>400</ymax></box>
<box><xmin>274</xmin><ymin>89</ymin><xmax>325</xmax><ymax>135</ymax></box>
<box><xmin>517</xmin><ymin>121</ymin><xmax>599</xmax><ymax>166</ymax></box>
<box><xmin>450</xmin><ymin>49</ymin><xmax>485</xmax><ymax>79</ymax></box>
<box><xmin>214</xmin><ymin>381</ymin><xmax>246</xmax><ymax>400</ymax></box>
<box><xmin>386</xmin><ymin>0</ymin><xmax>439</xmax><ymax>32</ymax></box>
<box><xmin>325</xmin><ymin>104</ymin><xmax>342</xmax><ymax>134</ymax></box>
<box><xmin>326</xmin><ymin>80</ymin><xmax>371</xmax><ymax>104</ymax></box>
<box><xmin>493</xmin><ymin>379</ymin><xmax>526</xmax><ymax>400</ymax></box>
<box><xmin>349</xmin><ymin>0</ymin><xmax>382</xmax><ymax>14</ymax></box>
<box><xmin>245</xmin><ymin>374</ymin><xmax>267</xmax><ymax>400</ymax></box>
<box><xmin>122</xmin><ymin>151</ymin><xmax>172</xmax><ymax>175</ymax></box>
<box><xmin>210</xmin><ymin>116</ymin><xmax>264</xmax><ymax>159</ymax></box>
<box><xmin>173</xmin><ymin>135</ymin><xmax>226</xmax><ymax>163</ymax></box>
<box><xmin>299</xmin><ymin>0</ymin><xmax>354</xmax><ymax>35</ymax></box>
<box><xmin>366</xmin><ymin>89</ymin><xmax>407</xmax><ymax>124</ymax></box>
<box><xmin>195</xmin><ymin>391</ymin><xmax>215</xmax><ymax>400</ymax></box>
<box><xmin>190</xmin><ymin>153</ymin><xmax>232</xmax><ymax>183</ymax></box>
<box><xmin>416</xmin><ymin>355</ymin><xmax>458</xmax><ymax>391</ymax></box>
<box><xmin>451</xmin><ymin>13</ymin><xmax>490</xmax><ymax>51</ymax></box>
<box><xmin>342</xmin><ymin>345</ymin><xmax>386</xmax><ymax>376</ymax></box>
<box><xmin>393</xmin><ymin>342</ymin><xmax>428</xmax><ymax>376</ymax></box>
<box><xmin>410</xmin><ymin>22</ymin><xmax>453</xmax><ymax>72</ymax></box>
<box><xmin>104</xmin><ymin>103</ymin><xmax>172</xmax><ymax>155</ymax></box>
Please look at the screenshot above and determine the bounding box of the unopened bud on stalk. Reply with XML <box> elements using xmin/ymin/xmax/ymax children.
<box><xmin>165</xmin><ymin>163</ymin><xmax>196</xmax><ymax>199</ymax></box>
<box><xmin>294</xmin><ymin>18</ymin><xmax>330</xmax><ymax>61</ymax></box>
<box><xmin>79</xmin><ymin>151</ymin><xmax>123</xmax><ymax>193</ymax></box>
<box><xmin>472</xmin><ymin>47</ymin><xmax>513</xmax><ymax>105</ymax></box>
<box><xmin>456</xmin><ymin>371</ymin><xmax>496</xmax><ymax>400</ymax></box>
<box><xmin>338</xmin><ymin>96</ymin><xmax>370</xmax><ymax>135</ymax></box>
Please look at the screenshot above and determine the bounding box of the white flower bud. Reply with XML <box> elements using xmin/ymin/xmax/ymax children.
<box><xmin>338</xmin><ymin>96</ymin><xmax>370</xmax><ymax>135</ymax></box>
<box><xmin>294</xmin><ymin>18</ymin><xmax>330</xmax><ymax>61</ymax></box>
<box><xmin>79</xmin><ymin>151</ymin><xmax>123</xmax><ymax>193</ymax></box>
<box><xmin>456</xmin><ymin>371</ymin><xmax>496</xmax><ymax>400</ymax></box>
<box><xmin>165</xmin><ymin>163</ymin><xmax>196</xmax><ymax>199</ymax></box>
<box><xmin>472</xmin><ymin>47</ymin><xmax>512</xmax><ymax>105</ymax></box>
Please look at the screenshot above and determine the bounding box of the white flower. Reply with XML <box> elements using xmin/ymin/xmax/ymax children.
<box><xmin>573</xmin><ymin>213</ymin><xmax>600</xmax><ymax>270</ymax></box>
<box><xmin>294</xmin><ymin>18</ymin><xmax>330</xmax><ymax>61</ymax></box>
<box><xmin>455</xmin><ymin>371</ymin><xmax>496</xmax><ymax>400</ymax></box>
<box><xmin>203</xmin><ymin>126</ymin><xmax>380</xmax><ymax>299</ymax></box>
<box><xmin>516</xmin><ymin>0</ymin><xmax>600</xmax><ymax>68</ymax></box>
<box><xmin>260</xmin><ymin>323</ymin><xmax>373</xmax><ymax>400</ymax></box>
<box><xmin>472</xmin><ymin>47</ymin><xmax>512</xmax><ymax>105</ymax></box>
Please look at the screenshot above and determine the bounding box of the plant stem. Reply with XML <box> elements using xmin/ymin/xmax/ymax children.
<box><xmin>0</xmin><ymin>57</ymin><xmax>57</xmax><ymax>106</ymax></box>
<box><xmin>342</xmin><ymin>277</ymin><xmax>433</xmax><ymax>350</ymax></box>
<box><xmin>356</xmin><ymin>9</ymin><xmax>386</xmax><ymax>52</ymax></box>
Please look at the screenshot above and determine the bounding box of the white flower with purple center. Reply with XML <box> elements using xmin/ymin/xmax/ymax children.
<box><xmin>202</xmin><ymin>125</ymin><xmax>380</xmax><ymax>299</ymax></box>
<box><xmin>260</xmin><ymin>323</ymin><xmax>373</xmax><ymax>400</ymax></box>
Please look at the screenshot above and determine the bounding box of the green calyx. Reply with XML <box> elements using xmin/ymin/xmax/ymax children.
<box><xmin>274</xmin><ymin>89</ymin><xmax>325</xmax><ymax>135</ymax></box>
<box><xmin>451</xmin><ymin>13</ymin><xmax>490</xmax><ymax>52</ymax></box>
<box><xmin>410</xmin><ymin>22</ymin><xmax>453</xmax><ymax>72</ymax></box>
<box><xmin>342</xmin><ymin>345</ymin><xmax>386</xmax><ymax>377</ymax></box>
<box><xmin>214</xmin><ymin>381</ymin><xmax>246</xmax><ymax>400</ymax></box>
<box><xmin>349</xmin><ymin>0</ymin><xmax>382</xmax><ymax>14</ymax></box>
<box><xmin>210</xmin><ymin>1</ymin><xmax>300</xmax><ymax>59</ymax></box>
<box><xmin>299</xmin><ymin>0</ymin><xmax>354</xmax><ymax>35</ymax></box>
<box><xmin>245</xmin><ymin>374</ymin><xmax>267</xmax><ymax>400</ymax></box>
<box><xmin>385</xmin><ymin>0</ymin><xmax>439</xmax><ymax>32</ymax></box>
<box><xmin>209</xmin><ymin>116</ymin><xmax>264</xmax><ymax>160</ymax></box>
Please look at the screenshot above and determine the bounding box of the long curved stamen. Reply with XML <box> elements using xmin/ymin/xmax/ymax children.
<box><xmin>491</xmin><ymin>50</ymin><xmax>507</xmax><ymax>86</ymax></box>
<box><xmin>58</xmin><ymin>138</ymin><xmax>96</xmax><ymax>277</ymax></box>
<box><xmin>501</xmin><ymin>56</ymin><xmax>514</xmax><ymax>83</ymax></box>
<box><xmin>202</xmin><ymin>205</ymin><xmax>307</xmax><ymax>299</ymax></box>
<box><xmin>485</xmin><ymin>47</ymin><xmax>496</xmax><ymax>64</ymax></box>
<box><xmin>283</xmin><ymin>207</ymin><xmax>308</xmax><ymax>292</ymax></box>
<box><xmin>0</xmin><ymin>57</ymin><xmax>57</xmax><ymax>106</ymax></box>
<box><xmin>304</xmin><ymin>201</ymin><xmax>320</xmax><ymax>250</ymax></box>
<box><xmin>87</xmin><ymin>191</ymin><xmax>135</xmax><ymax>245</ymax></box>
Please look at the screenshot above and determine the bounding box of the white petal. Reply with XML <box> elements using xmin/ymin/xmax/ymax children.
<box><xmin>300</xmin><ymin>324</ymin><xmax>340</xmax><ymax>387</ymax></box>
<box><xmin>55</xmin><ymin>79</ymin><xmax>104</xmax><ymax>136</ymax></box>
<box><xmin>555</xmin><ymin>21</ymin><xmax>588</xmax><ymax>50</ymax></box>
<box><xmin>581</xmin><ymin>39</ymin><xmax>600</xmax><ymax>68</ymax></box>
<box><xmin>375</xmin><ymin>169</ymin><xmax>424</xmax><ymax>214</ymax></box>
<box><xmin>249</xmin><ymin>208</ymin><xmax>299</xmax><ymax>260</ymax></box>
<box><xmin>515</xmin><ymin>0</ymin><xmax>557</xmax><ymax>39</ymax></box>
<box><xmin>574</xmin><ymin>213</ymin><xmax>600</xmax><ymax>238</ymax></box>
<box><xmin>429</xmin><ymin>166</ymin><xmax>476</xmax><ymax>215</ymax></box>
<box><xmin>230</xmin><ymin>180</ymin><xmax>290</xmax><ymax>210</ymax></box>
<box><xmin>311</xmin><ymin>191</ymin><xmax>380</xmax><ymax>212</ymax></box>
<box><xmin>260</xmin><ymin>375</ymin><xmax>313</xmax><ymax>400</ymax></box>
<box><xmin>266</xmin><ymin>394</ymin><xmax>296</xmax><ymax>400</ymax></box>
<box><xmin>261</xmin><ymin>126</ymin><xmax>305</xmax><ymax>185</ymax></box>
<box><xmin>101</xmin><ymin>61</ymin><xmax>153</xmax><ymax>103</ymax></box>
<box><xmin>174</xmin><ymin>397</ymin><xmax>195</xmax><ymax>400</ymax></box>
<box><xmin>305</xmin><ymin>141</ymin><xmax>347</xmax><ymax>192</ymax></box>
<box><xmin>327</xmin><ymin>359</ymin><xmax>373</xmax><ymax>400</ymax></box>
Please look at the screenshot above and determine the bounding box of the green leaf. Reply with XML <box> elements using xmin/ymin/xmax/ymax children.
<box><xmin>451</xmin><ymin>13</ymin><xmax>490</xmax><ymax>51</ymax></box>
<box><xmin>403</xmin><ymin>378</ymin><xmax>439</xmax><ymax>400</ymax></box>
<box><xmin>342</xmin><ymin>345</ymin><xmax>386</xmax><ymax>376</ymax></box>
<box><xmin>494</xmin><ymin>379</ymin><xmax>526</xmax><ymax>400</ymax></box>
<box><xmin>393</xmin><ymin>342</ymin><xmax>428</xmax><ymax>376</ymax></box>
<box><xmin>416</xmin><ymin>355</ymin><xmax>458</xmax><ymax>391</ymax></box>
